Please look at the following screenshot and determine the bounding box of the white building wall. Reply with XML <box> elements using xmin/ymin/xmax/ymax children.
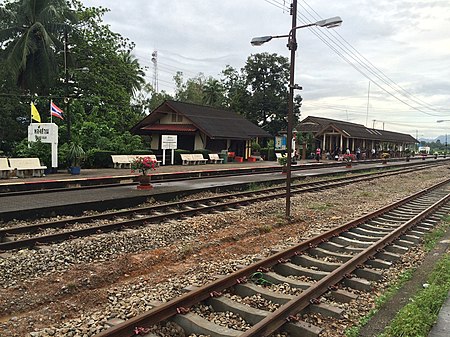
<box><xmin>194</xmin><ymin>133</ymin><xmax>204</xmax><ymax>150</ymax></box>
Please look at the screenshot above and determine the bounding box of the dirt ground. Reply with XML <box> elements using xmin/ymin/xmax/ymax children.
<box><xmin>1</xmin><ymin>168</ymin><xmax>449</xmax><ymax>336</ymax></box>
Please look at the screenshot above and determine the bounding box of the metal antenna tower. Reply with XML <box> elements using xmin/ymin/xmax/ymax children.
<box><xmin>151</xmin><ymin>50</ymin><xmax>158</xmax><ymax>93</ymax></box>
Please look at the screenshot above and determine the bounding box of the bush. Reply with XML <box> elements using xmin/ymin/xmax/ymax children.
<box><xmin>13</xmin><ymin>139</ymin><xmax>52</xmax><ymax>167</ymax></box>
<box><xmin>131</xmin><ymin>149</ymin><xmax>153</xmax><ymax>155</ymax></box>
<box><xmin>85</xmin><ymin>150</ymin><xmax>115</xmax><ymax>168</ymax></box>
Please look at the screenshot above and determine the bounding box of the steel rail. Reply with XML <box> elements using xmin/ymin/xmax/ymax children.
<box><xmin>0</xmin><ymin>165</ymin><xmax>434</xmax><ymax>250</ymax></box>
<box><xmin>0</xmin><ymin>164</ymin><xmax>429</xmax><ymax>238</ymax></box>
<box><xmin>240</xmin><ymin>187</ymin><xmax>450</xmax><ymax>336</ymax></box>
<box><xmin>93</xmin><ymin>178</ymin><xmax>450</xmax><ymax>337</ymax></box>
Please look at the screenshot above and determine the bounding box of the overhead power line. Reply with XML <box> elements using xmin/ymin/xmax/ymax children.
<box><xmin>262</xmin><ymin>0</ymin><xmax>448</xmax><ymax>116</ymax></box>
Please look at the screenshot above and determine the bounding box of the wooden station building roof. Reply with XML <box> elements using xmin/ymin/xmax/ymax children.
<box><xmin>298</xmin><ymin>116</ymin><xmax>418</xmax><ymax>143</ymax></box>
<box><xmin>131</xmin><ymin>100</ymin><xmax>271</xmax><ymax>140</ymax></box>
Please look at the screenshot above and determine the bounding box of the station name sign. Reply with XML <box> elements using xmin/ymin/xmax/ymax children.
<box><xmin>28</xmin><ymin>123</ymin><xmax>58</xmax><ymax>144</ymax></box>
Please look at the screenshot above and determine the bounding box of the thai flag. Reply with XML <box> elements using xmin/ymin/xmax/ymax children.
<box><xmin>50</xmin><ymin>101</ymin><xmax>64</xmax><ymax>120</ymax></box>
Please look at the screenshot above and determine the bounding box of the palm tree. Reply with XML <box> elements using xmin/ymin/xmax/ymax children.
<box><xmin>203</xmin><ymin>78</ymin><xmax>224</xmax><ymax>107</ymax></box>
<box><xmin>120</xmin><ymin>51</ymin><xmax>146</xmax><ymax>96</ymax></box>
<box><xmin>0</xmin><ymin>0</ymin><xmax>76</xmax><ymax>94</ymax></box>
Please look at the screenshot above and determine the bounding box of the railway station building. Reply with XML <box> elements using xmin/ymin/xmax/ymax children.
<box><xmin>130</xmin><ymin>100</ymin><xmax>271</xmax><ymax>158</ymax></box>
<box><xmin>297</xmin><ymin>116</ymin><xmax>418</xmax><ymax>158</ymax></box>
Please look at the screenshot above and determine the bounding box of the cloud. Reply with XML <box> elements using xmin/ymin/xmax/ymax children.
<box><xmin>82</xmin><ymin>0</ymin><xmax>450</xmax><ymax>137</ymax></box>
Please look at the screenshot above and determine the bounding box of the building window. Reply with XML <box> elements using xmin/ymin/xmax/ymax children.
<box><xmin>171</xmin><ymin>112</ymin><xmax>182</xmax><ymax>122</ymax></box>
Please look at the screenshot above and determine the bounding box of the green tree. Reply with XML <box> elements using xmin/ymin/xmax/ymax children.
<box><xmin>0</xmin><ymin>59</ymin><xmax>27</xmax><ymax>154</ymax></box>
<box><xmin>119</xmin><ymin>50</ymin><xmax>146</xmax><ymax>96</ymax></box>
<box><xmin>0</xmin><ymin>0</ymin><xmax>77</xmax><ymax>94</ymax></box>
<box><xmin>134</xmin><ymin>83</ymin><xmax>173</xmax><ymax>114</ymax></box>
<box><xmin>64</xmin><ymin>2</ymin><xmax>148</xmax><ymax>135</ymax></box>
<box><xmin>0</xmin><ymin>1</ymin><xmax>153</xmax><ymax>153</ymax></box>
<box><xmin>174</xmin><ymin>71</ymin><xmax>205</xmax><ymax>104</ymax></box>
<box><xmin>202</xmin><ymin>77</ymin><xmax>225</xmax><ymax>107</ymax></box>
<box><xmin>242</xmin><ymin>53</ymin><xmax>290</xmax><ymax>135</ymax></box>
<box><xmin>221</xmin><ymin>65</ymin><xmax>249</xmax><ymax>113</ymax></box>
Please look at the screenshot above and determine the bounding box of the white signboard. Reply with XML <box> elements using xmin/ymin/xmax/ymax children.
<box><xmin>161</xmin><ymin>135</ymin><xmax>177</xmax><ymax>149</ymax></box>
<box><xmin>28</xmin><ymin>123</ymin><xmax>59</xmax><ymax>168</ymax></box>
<box><xmin>28</xmin><ymin>123</ymin><xmax>58</xmax><ymax>144</ymax></box>
<box><xmin>161</xmin><ymin>135</ymin><xmax>177</xmax><ymax>166</ymax></box>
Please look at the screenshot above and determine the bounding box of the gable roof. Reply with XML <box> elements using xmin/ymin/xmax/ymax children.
<box><xmin>298</xmin><ymin>116</ymin><xmax>417</xmax><ymax>143</ymax></box>
<box><xmin>131</xmin><ymin>100</ymin><xmax>271</xmax><ymax>140</ymax></box>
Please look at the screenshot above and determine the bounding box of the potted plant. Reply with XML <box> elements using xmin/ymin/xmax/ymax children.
<box><xmin>343</xmin><ymin>153</ymin><xmax>356</xmax><ymax>168</ymax></box>
<box><xmin>67</xmin><ymin>142</ymin><xmax>85</xmax><ymax>175</ymax></box>
<box><xmin>251</xmin><ymin>142</ymin><xmax>261</xmax><ymax>156</ymax></box>
<box><xmin>277</xmin><ymin>155</ymin><xmax>288</xmax><ymax>174</ymax></box>
<box><xmin>131</xmin><ymin>156</ymin><xmax>157</xmax><ymax>189</ymax></box>
<box><xmin>380</xmin><ymin>152</ymin><xmax>390</xmax><ymax>164</ymax></box>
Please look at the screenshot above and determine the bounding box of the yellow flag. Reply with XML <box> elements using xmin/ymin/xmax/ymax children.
<box><xmin>31</xmin><ymin>102</ymin><xmax>41</xmax><ymax>123</ymax></box>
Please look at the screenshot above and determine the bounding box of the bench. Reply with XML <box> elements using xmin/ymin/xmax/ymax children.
<box><xmin>111</xmin><ymin>155</ymin><xmax>131</xmax><ymax>169</ymax></box>
<box><xmin>208</xmin><ymin>153</ymin><xmax>224</xmax><ymax>164</ymax></box>
<box><xmin>191</xmin><ymin>153</ymin><xmax>208</xmax><ymax>164</ymax></box>
<box><xmin>111</xmin><ymin>155</ymin><xmax>161</xmax><ymax>168</ymax></box>
<box><xmin>8</xmin><ymin>158</ymin><xmax>47</xmax><ymax>178</ymax></box>
<box><xmin>0</xmin><ymin>158</ymin><xmax>13</xmax><ymax>179</ymax></box>
<box><xmin>180</xmin><ymin>154</ymin><xmax>197</xmax><ymax>165</ymax></box>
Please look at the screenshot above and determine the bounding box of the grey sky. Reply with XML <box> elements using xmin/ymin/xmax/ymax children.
<box><xmin>83</xmin><ymin>0</ymin><xmax>450</xmax><ymax>139</ymax></box>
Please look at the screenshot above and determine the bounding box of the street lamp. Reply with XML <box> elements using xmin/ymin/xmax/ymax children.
<box><xmin>251</xmin><ymin>1</ymin><xmax>341</xmax><ymax>220</ymax></box>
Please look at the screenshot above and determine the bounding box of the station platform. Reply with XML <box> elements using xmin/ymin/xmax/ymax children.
<box><xmin>0</xmin><ymin>158</ymin><xmax>383</xmax><ymax>220</ymax></box>
<box><xmin>429</xmin><ymin>293</ymin><xmax>450</xmax><ymax>337</ymax></box>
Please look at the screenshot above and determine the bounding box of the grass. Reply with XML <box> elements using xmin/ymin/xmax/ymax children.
<box><xmin>423</xmin><ymin>215</ymin><xmax>450</xmax><ymax>251</ymax></box>
<box><xmin>380</xmin><ymin>253</ymin><xmax>450</xmax><ymax>337</ymax></box>
<box><xmin>346</xmin><ymin>215</ymin><xmax>450</xmax><ymax>337</ymax></box>
<box><xmin>345</xmin><ymin>269</ymin><xmax>415</xmax><ymax>337</ymax></box>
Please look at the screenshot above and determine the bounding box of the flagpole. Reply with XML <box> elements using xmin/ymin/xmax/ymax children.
<box><xmin>50</xmin><ymin>100</ymin><xmax>53</xmax><ymax>123</ymax></box>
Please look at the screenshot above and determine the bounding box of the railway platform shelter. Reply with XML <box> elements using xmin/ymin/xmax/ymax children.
<box><xmin>297</xmin><ymin>116</ymin><xmax>418</xmax><ymax>159</ymax></box>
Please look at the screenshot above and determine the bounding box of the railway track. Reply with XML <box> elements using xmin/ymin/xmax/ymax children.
<box><xmin>94</xmin><ymin>178</ymin><xmax>450</xmax><ymax>337</ymax></box>
<box><xmin>0</xmin><ymin>164</ymin><xmax>443</xmax><ymax>251</ymax></box>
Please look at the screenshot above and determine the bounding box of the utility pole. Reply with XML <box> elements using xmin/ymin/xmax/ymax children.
<box><xmin>285</xmin><ymin>0</ymin><xmax>297</xmax><ymax>220</ymax></box>
<box><xmin>64</xmin><ymin>28</ymin><xmax>71</xmax><ymax>142</ymax></box>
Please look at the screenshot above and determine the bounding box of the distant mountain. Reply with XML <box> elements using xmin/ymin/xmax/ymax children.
<box><xmin>419</xmin><ymin>135</ymin><xmax>448</xmax><ymax>144</ymax></box>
